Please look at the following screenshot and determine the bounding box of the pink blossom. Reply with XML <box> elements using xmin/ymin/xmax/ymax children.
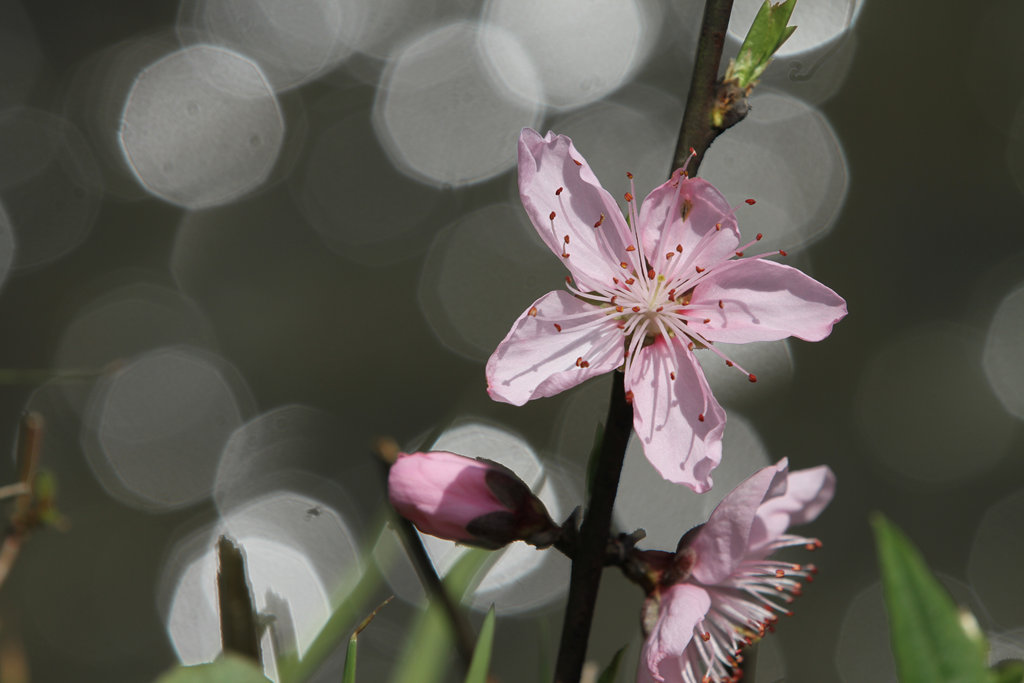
<box><xmin>637</xmin><ymin>459</ymin><xmax>836</xmax><ymax>683</ymax></box>
<box><xmin>387</xmin><ymin>450</ymin><xmax>559</xmax><ymax>550</ymax></box>
<box><xmin>486</xmin><ymin>129</ymin><xmax>846</xmax><ymax>491</ymax></box>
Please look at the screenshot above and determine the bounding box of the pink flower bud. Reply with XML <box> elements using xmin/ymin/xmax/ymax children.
<box><xmin>387</xmin><ymin>451</ymin><xmax>559</xmax><ymax>550</ymax></box>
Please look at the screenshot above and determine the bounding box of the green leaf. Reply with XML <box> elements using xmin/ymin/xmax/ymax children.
<box><xmin>463</xmin><ymin>607</ymin><xmax>496</xmax><ymax>683</ymax></box>
<box><xmin>390</xmin><ymin>549</ymin><xmax>491</xmax><ymax>683</ymax></box>
<box><xmin>992</xmin><ymin>660</ymin><xmax>1024</xmax><ymax>683</ymax></box>
<box><xmin>342</xmin><ymin>632</ymin><xmax>358</xmax><ymax>683</ymax></box>
<box><xmin>871</xmin><ymin>514</ymin><xmax>995</xmax><ymax>683</ymax></box>
<box><xmin>727</xmin><ymin>0</ymin><xmax>798</xmax><ymax>88</ymax></box>
<box><xmin>152</xmin><ymin>654</ymin><xmax>270</xmax><ymax>683</ymax></box>
<box><xmin>596</xmin><ymin>646</ymin><xmax>628</xmax><ymax>683</ymax></box>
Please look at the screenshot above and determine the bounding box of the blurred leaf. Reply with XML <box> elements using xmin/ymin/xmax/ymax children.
<box><xmin>152</xmin><ymin>654</ymin><xmax>269</xmax><ymax>683</ymax></box>
<box><xmin>463</xmin><ymin>607</ymin><xmax>496</xmax><ymax>683</ymax></box>
<box><xmin>993</xmin><ymin>660</ymin><xmax>1024</xmax><ymax>683</ymax></box>
<box><xmin>342</xmin><ymin>632</ymin><xmax>358</xmax><ymax>683</ymax></box>
<box><xmin>597</xmin><ymin>646</ymin><xmax>627</xmax><ymax>683</ymax></box>
<box><xmin>391</xmin><ymin>549</ymin><xmax>490</xmax><ymax>683</ymax></box>
<box><xmin>726</xmin><ymin>0</ymin><xmax>798</xmax><ymax>88</ymax></box>
<box><xmin>872</xmin><ymin>514</ymin><xmax>994</xmax><ymax>683</ymax></box>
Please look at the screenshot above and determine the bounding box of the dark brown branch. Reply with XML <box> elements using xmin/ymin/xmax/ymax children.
<box><xmin>673</xmin><ymin>0</ymin><xmax>738</xmax><ymax>177</ymax></box>
<box><xmin>553</xmin><ymin>376</ymin><xmax>632</xmax><ymax>683</ymax></box>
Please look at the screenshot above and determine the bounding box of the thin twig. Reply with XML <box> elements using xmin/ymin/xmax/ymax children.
<box><xmin>673</xmin><ymin>0</ymin><xmax>737</xmax><ymax>176</ymax></box>
<box><xmin>0</xmin><ymin>414</ymin><xmax>45</xmax><ymax>590</ymax></box>
<box><xmin>374</xmin><ymin>437</ymin><xmax>477</xmax><ymax>670</ymax></box>
<box><xmin>553</xmin><ymin>377</ymin><xmax>632</xmax><ymax>683</ymax></box>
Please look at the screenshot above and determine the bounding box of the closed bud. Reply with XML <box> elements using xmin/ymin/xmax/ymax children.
<box><xmin>387</xmin><ymin>451</ymin><xmax>560</xmax><ymax>550</ymax></box>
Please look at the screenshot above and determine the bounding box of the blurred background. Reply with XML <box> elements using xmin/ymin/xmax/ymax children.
<box><xmin>0</xmin><ymin>0</ymin><xmax>1022</xmax><ymax>680</ymax></box>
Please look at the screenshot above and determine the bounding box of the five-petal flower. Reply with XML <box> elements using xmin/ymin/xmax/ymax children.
<box><xmin>486</xmin><ymin>129</ymin><xmax>847</xmax><ymax>492</ymax></box>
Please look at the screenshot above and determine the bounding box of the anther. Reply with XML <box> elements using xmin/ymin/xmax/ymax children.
<box><xmin>555</xmin><ymin>187</ymin><xmax>563</xmax><ymax>195</ymax></box>
<box><xmin>528</xmin><ymin>306</ymin><xmax>538</xmax><ymax>317</ymax></box>
<box><xmin>632</xmin><ymin>306</ymin><xmax>641</xmax><ymax>313</ymax></box>
<box><xmin>620</xmin><ymin>261</ymin><xmax>629</xmax><ymax>269</ymax></box>
<box><xmin>563</xmin><ymin>234</ymin><xmax>570</xmax><ymax>244</ymax></box>
<box><xmin>624</xmin><ymin>192</ymin><xmax>634</xmax><ymax>202</ymax></box>
<box><xmin>624</xmin><ymin>277</ymin><xmax>635</xmax><ymax>285</ymax></box>
<box><xmin>553</xmin><ymin>323</ymin><xmax>562</xmax><ymax>332</ymax></box>
<box><xmin>610</xmin><ymin>295</ymin><xmax>618</xmax><ymax>304</ymax></box>
<box><xmin>701</xmin><ymin>632</ymin><xmax>711</xmax><ymax>642</ymax></box>
<box><xmin>565</xmin><ymin>276</ymin><xmax>572</xmax><ymax>285</ymax></box>
<box><xmin>687</xmin><ymin>342</ymin><xmax>694</xmax><ymax>350</ymax></box>
<box><xmin>776</xmin><ymin>569</ymin><xmax>786</xmax><ymax>578</ymax></box>
<box><xmin>625</xmin><ymin>245</ymin><xmax>636</xmax><ymax>252</ymax></box>
<box><xmin>698</xmin><ymin>413</ymin><xmax>705</xmax><ymax>422</ymax></box>
<box><xmin>756</xmin><ymin>233</ymin><xmax>763</xmax><ymax>240</ymax></box>
<box><xmin>745</xmin><ymin>198</ymin><xmax>756</xmax><ymax>205</ymax></box>
<box><xmin>695</xmin><ymin>266</ymin><xmax>705</xmax><ymax>273</ymax></box>
<box><xmin>726</xmin><ymin>360</ymin><xmax>733</xmax><ymax>367</ymax></box>
<box><xmin>703</xmin><ymin>318</ymin><xmax>711</xmax><ymax>324</ymax></box>
<box><xmin>575</xmin><ymin>357</ymin><xmax>582</xmax><ymax>367</ymax></box>
<box><xmin>748</xmin><ymin>373</ymin><xmax>757</xmax><ymax>383</ymax></box>
<box><xmin>626</xmin><ymin>171</ymin><xmax>633</xmax><ymax>179</ymax></box>
<box><xmin>676</xmin><ymin>244</ymin><xmax>683</xmax><ymax>253</ymax></box>
<box><xmin>715</xmin><ymin>223</ymin><xmax>721</xmax><ymax>231</ymax></box>
<box><xmin>655</xmin><ymin>306</ymin><xmax>663</xmax><ymax>312</ymax></box>
<box><xmin>580</xmin><ymin>360</ymin><xmax>590</xmax><ymax>368</ymax></box>
<box><xmin>572</xmin><ymin>159</ymin><xmax>582</xmax><ymax>166</ymax></box>
<box><xmin>665</xmin><ymin>252</ymin><xmax>674</xmax><ymax>260</ymax></box>
<box><xmin>594</xmin><ymin>213</ymin><xmax>604</xmax><ymax>228</ymax></box>
<box><xmin>735</xmin><ymin>251</ymin><xmax>744</xmax><ymax>257</ymax></box>
<box><xmin>647</xmin><ymin>268</ymin><xmax>655</xmax><ymax>279</ymax></box>
<box><xmin>718</xmin><ymin>300</ymin><xmax>724</xmax><ymax>309</ymax></box>
<box><xmin>779</xmin><ymin>249</ymin><xmax>788</xmax><ymax>256</ymax></box>
<box><xmin>612</xmin><ymin>277</ymin><xmax>619</xmax><ymax>284</ymax></box>
<box><xmin>615</xmin><ymin>306</ymin><xmax>624</xmax><ymax>313</ymax></box>
<box><xmin>624</xmin><ymin>390</ymin><xmax>634</xmax><ymax>403</ymax></box>
<box><xmin>549</xmin><ymin>211</ymin><xmax>556</xmax><ymax>220</ymax></box>
<box><xmin>670</xmin><ymin>371</ymin><xmax>676</xmax><ymax>380</ymax></box>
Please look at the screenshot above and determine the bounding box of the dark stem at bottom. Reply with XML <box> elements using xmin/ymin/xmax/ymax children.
<box><xmin>553</xmin><ymin>375</ymin><xmax>633</xmax><ymax>683</ymax></box>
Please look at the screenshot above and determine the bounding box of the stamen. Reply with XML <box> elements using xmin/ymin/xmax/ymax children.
<box><xmin>555</xmin><ymin>186</ymin><xmax>563</xmax><ymax>195</ymax></box>
<box><xmin>745</xmin><ymin>198</ymin><xmax>756</xmax><ymax>205</ymax></box>
<box><xmin>594</xmin><ymin>213</ymin><xmax>604</xmax><ymax>228</ymax></box>
<box><xmin>553</xmin><ymin>323</ymin><xmax>562</xmax><ymax>332</ymax></box>
<box><xmin>528</xmin><ymin>306</ymin><xmax>538</xmax><ymax>317</ymax></box>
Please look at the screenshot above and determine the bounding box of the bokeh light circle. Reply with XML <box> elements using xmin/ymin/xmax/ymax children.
<box><xmin>700</xmin><ymin>90</ymin><xmax>848</xmax><ymax>254</ymax></box>
<box><xmin>373</xmin><ymin>21</ymin><xmax>543</xmax><ymax>187</ymax></box>
<box><xmin>177</xmin><ymin>0</ymin><xmax>354</xmax><ymax>92</ymax></box>
<box><xmin>0</xmin><ymin>107</ymin><xmax>103</xmax><ymax>269</ymax></box>
<box><xmin>483</xmin><ymin>0</ymin><xmax>656</xmax><ymax>109</ymax></box>
<box><xmin>53</xmin><ymin>280</ymin><xmax>219</xmax><ymax>413</ymax></box>
<box><xmin>983</xmin><ymin>284</ymin><xmax>1024</xmax><ymax>420</ymax></box>
<box><xmin>856</xmin><ymin>322</ymin><xmax>1015</xmax><ymax>484</ymax></box>
<box><xmin>119</xmin><ymin>44</ymin><xmax>284</xmax><ymax>208</ymax></box>
<box><xmin>81</xmin><ymin>346</ymin><xmax>252</xmax><ymax>511</ymax></box>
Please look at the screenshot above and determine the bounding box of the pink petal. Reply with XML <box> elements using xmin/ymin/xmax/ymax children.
<box><xmin>518</xmin><ymin>129</ymin><xmax>632</xmax><ymax>290</ymax></box>
<box><xmin>626</xmin><ymin>336</ymin><xmax>725</xmax><ymax>493</ymax></box>
<box><xmin>687</xmin><ymin>258</ymin><xmax>848</xmax><ymax>344</ymax></box>
<box><xmin>638</xmin><ymin>175</ymin><xmax>740</xmax><ymax>275</ymax></box>
<box><xmin>750</xmin><ymin>465</ymin><xmax>836</xmax><ymax>552</ymax></box>
<box><xmin>689</xmin><ymin>461</ymin><xmax>787</xmax><ymax>585</ymax></box>
<box><xmin>640</xmin><ymin>584</ymin><xmax>711</xmax><ymax>683</ymax></box>
<box><xmin>486</xmin><ymin>289</ymin><xmax>624</xmax><ymax>406</ymax></box>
